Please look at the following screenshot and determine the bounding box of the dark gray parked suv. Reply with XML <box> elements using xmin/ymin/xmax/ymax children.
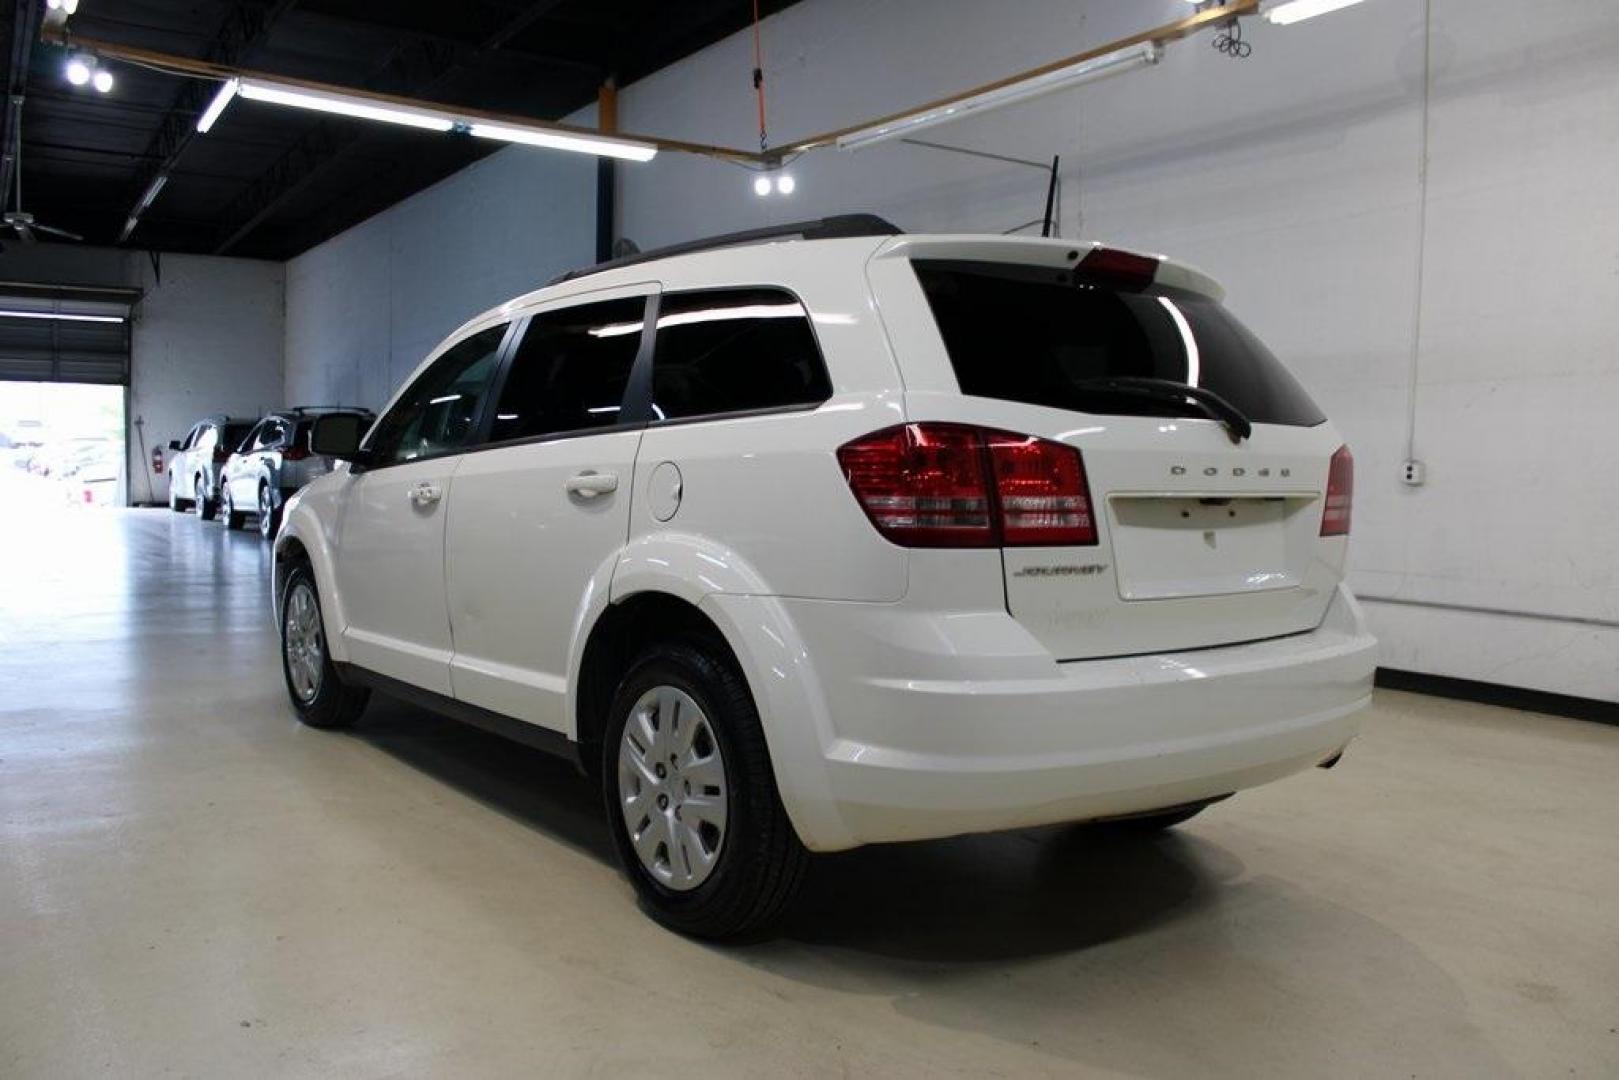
<box><xmin>220</xmin><ymin>408</ymin><xmax>374</xmax><ymax>538</ymax></box>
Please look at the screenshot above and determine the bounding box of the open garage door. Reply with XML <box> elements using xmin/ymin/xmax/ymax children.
<box><xmin>0</xmin><ymin>282</ymin><xmax>139</xmax><ymax>385</ymax></box>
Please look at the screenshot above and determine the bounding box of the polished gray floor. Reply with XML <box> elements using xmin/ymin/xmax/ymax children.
<box><xmin>2</xmin><ymin>507</ymin><xmax>1616</xmax><ymax>1078</ymax></box>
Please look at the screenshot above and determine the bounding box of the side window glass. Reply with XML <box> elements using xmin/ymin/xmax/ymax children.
<box><xmin>650</xmin><ymin>288</ymin><xmax>831</xmax><ymax>422</ymax></box>
<box><xmin>253</xmin><ymin>422</ymin><xmax>278</xmax><ymax>450</ymax></box>
<box><xmin>487</xmin><ymin>297</ymin><xmax>645</xmax><ymax>444</ymax></box>
<box><xmin>368</xmin><ymin>324</ymin><xmax>509</xmax><ymax>465</ymax></box>
<box><xmin>182</xmin><ymin>425</ymin><xmax>200</xmax><ymax>450</ymax></box>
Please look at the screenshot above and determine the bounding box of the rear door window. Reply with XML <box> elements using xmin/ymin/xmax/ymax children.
<box><xmin>913</xmin><ymin>259</ymin><xmax>1325</xmax><ymax>427</ymax></box>
<box><xmin>486</xmin><ymin>297</ymin><xmax>644</xmax><ymax>443</ymax></box>
<box><xmin>649</xmin><ymin>288</ymin><xmax>831</xmax><ymax>422</ymax></box>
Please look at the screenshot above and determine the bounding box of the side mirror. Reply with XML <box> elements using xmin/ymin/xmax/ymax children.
<box><xmin>310</xmin><ymin>413</ymin><xmax>368</xmax><ymax>461</ymax></box>
<box><xmin>167</xmin><ymin>440</ymin><xmax>181</xmax><ymax>451</ymax></box>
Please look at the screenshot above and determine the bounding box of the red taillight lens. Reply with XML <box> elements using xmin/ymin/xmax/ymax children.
<box><xmin>836</xmin><ymin>423</ymin><xmax>992</xmax><ymax>547</ymax></box>
<box><xmin>1077</xmin><ymin>247</ymin><xmax>1159</xmax><ymax>290</ymax></box>
<box><xmin>1320</xmin><ymin>444</ymin><xmax>1353</xmax><ymax>536</ymax></box>
<box><xmin>837</xmin><ymin>423</ymin><xmax>1096</xmax><ymax>548</ymax></box>
<box><xmin>984</xmin><ymin>431</ymin><xmax>1097</xmax><ymax>545</ymax></box>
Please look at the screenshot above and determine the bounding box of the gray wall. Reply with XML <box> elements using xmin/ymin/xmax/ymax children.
<box><xmin>282</xmin><ymin>147</ymin><xmax>595</xmax><ymax>409</ymax></box>
<box><xmin>0</xmin><ymin>244</ymin><xmax>284</xmax><ymax>503</ymax></box>
<box><xmin>280</xmin><ymin>0</ymin><xmax>1619</xmax><ymax>701</ymax></box>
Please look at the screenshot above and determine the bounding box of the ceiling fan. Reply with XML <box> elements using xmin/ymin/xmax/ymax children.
<box><xmin>4</xmin><ymin>102</ymin><xmax>83</xmax><ymax>243</ymax></box>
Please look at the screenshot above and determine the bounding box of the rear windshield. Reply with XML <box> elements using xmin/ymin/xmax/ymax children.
<box><xmin>913</xmin><ymin>259</ymin><xmax>1325</xmax><ymax>427</ymax></box>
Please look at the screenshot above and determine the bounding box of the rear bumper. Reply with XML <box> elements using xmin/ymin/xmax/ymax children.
<box><xmin>713</xmin><ymin>584</ymin><xmax>1375</xmax><ymax>851</ymax></box>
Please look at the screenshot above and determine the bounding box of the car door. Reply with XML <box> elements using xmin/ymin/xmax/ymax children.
<box><xmin>444</xmin><ymin>288</ymin><xmax>653</xmax><ymax>731</ymax></box>
<box><xmin>334</xmin><ymin>322</ymin><xmax>514</xmax><ymax>694</ymax></box>
<box><xmin>225</xmin><ymin>420</ymin><xmax>267</xmax><ymax>505</ymax></box>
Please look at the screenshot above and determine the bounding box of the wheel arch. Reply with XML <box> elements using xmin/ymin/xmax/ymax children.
<box><xmin>272</xmin><ymin>509</ymin><xmax>351</xmax><ymax>662</ymax></box>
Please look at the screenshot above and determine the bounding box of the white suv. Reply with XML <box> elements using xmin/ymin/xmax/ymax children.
<box><xmin>273</xmin><ymin>215</ymin><xmax>1375</xmax><ymax>939</ymax></box>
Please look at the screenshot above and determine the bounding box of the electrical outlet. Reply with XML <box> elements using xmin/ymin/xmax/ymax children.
<box><xmin>1402</xmin><ymin>459</ymin><xmax>1425</xmax><ymax>486</ymax></box>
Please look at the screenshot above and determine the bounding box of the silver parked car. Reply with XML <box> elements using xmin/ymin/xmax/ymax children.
<box><xmin>167</xmin><ymin>416</ymin><xmax>254</xmax><ymax>520</ymax></box>
<box><xmin>220</xmin><ymin>408</ymin><xmax>374</xmax><ymax>538</ymax></box>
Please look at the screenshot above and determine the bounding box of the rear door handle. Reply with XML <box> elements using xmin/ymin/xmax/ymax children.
<box><xmin>564</xmin><ymin>471</ymin><xmax>618</xmax><ymax>498</ymax></box>
<box><xmin>409</xmin><ymin>481</ymin><xmax>443</xmax><ymax>505</ymax></box>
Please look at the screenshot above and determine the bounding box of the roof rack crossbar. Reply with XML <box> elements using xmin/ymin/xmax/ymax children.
<box><xmin>549</xmin><ymin>213</ymin><xmax>903</xmax><ymax>285</ymax></box>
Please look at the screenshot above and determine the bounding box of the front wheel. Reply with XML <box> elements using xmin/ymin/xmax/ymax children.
<box><xmin>602</xmin><ymin>642</ymin><xmax>807</xmax><ymax>940</ymax></box>
<box><xmin>221</xmin><ymin>483</ymin><xmax>247</xmax><ymax>530</ymax></box>
<box><xmin>258</xmin><ymin>485</ymin><xmax>282</xmax><ymax>540</ymax></box>
<box><xmin>194</xmin><ymin>476</ymin><xmax>217</xmax><ymax>521</ymax></box>
<box><xmin>279</xmin><ymin>564</ymin><xmax>369</xmax><ymax>730</ymax></box>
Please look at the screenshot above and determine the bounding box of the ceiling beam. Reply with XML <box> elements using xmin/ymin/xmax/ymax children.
<box><xmin>116</xmin><ymin>0</ymin><xmax>300</xmax><ymax>245</ymax></box>
<box><xmin>210</xmin><ymin>0</ymin><xmax>595</xmax><ymax>255</ymax></box>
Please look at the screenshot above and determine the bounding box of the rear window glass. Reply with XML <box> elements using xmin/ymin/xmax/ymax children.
<box><xmin>650</xmin><ymin>288</ymin><xmax>831</xmax><ymax>422</ymax></box>
<box><xmin>913</xmin><ymin>260</ymin><xmax>1325</xmax><ymax>427</ymax></box>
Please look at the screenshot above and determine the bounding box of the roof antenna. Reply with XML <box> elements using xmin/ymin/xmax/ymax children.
<box><xmin>1041</xmin><ymin>155</ymin><xmax>1060</xmax><ymax>238</ymax></box>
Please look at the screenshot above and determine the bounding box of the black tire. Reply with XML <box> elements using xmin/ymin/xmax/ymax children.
<box><xmin>221</xmin><ymin>483</ymin><xmax>247</xmax><ymax>530</ymax></box>
<box><xmin>258</xmin><ymin>484</ymin><xmax>282</xmax><ymax>540</ymax></box>
<box><xmin>601</xmin><ymin>642</ymin><xmax>807</xmax><ymax>940</ymax></box>
<box><xmin>194</xmin><ymin>476</ymin><xmax>217</xmax><ymax>521</ymax></box>
<box><xmin>279</xmin><ymin>563</ymin><xmax>369</xmax><ymax>730</ymax></box>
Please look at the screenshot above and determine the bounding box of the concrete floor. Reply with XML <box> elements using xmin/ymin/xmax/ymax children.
<box><xmin>1</xmin><ymin>507</ymin><xmax>1616</xmax><ymax>1079</ymax></box>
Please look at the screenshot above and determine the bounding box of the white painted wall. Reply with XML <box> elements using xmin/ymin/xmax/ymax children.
<box><xmin>0</xmin><ymin>244</ymin><xmax>284</xmax><ymax>503</ymax></box>
<box><xmin>279</xmin><ymin>0</ymin><xmax>1618</xmax><ymax>701</ymax></box>
<box><xmin>282</xmin><ymin>147</ymin><xmax>595</xmax><ymax>409</ymax></box>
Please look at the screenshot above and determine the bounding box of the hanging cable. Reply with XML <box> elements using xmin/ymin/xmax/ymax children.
<box><xmin>751</xmin><ymin>0</ymin><xmax>768</xmax><ymax>151</ymax></box>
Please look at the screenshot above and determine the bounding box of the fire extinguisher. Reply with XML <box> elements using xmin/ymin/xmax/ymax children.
<box><xmin>152</xmin><ymin>446</ymin><xmax>166</xmax><ymax>475</ymax></box>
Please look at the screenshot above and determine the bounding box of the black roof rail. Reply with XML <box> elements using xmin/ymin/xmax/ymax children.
<box><xmin>548</xmin><ymin>213</ymin><xmax>903</xmax><ymax>285</ymax></box>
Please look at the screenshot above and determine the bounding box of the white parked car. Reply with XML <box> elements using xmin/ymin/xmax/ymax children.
<box><xmin>273</xmin><ymin>216</ymin><xmax>1375</xmax><ymax>939</ymax></box>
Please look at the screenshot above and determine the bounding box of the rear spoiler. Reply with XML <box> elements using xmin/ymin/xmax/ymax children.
<box><xmin>871</xmin><ymin>235</ymin><xmax>1224</xmax><ymax>302</ymax></box>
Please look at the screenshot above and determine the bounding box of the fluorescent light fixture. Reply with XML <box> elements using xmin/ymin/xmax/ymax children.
<box><xmin>238</xmin><ymin>79</ymin><xmax>454</xmax><ymax>132</ymax></box>
<box><xmin>65</xmin><ymin>57</ymin><xmax>91</xmax><ymax>86</ymax></box>
<box><xmin>197</xmin><ymin>78</ymin><xmax>239</xmax><ymax>133</ymax></box>
<box><xmin>1262</xmin><ymin>0</ymin><xmax>1370</xmax><ymax>25</ymax></box>
<box><xmin>92</xmin><ymin>69</ymin><xmax>113</xmax><ymax>93</ymax></box>
<box><xmin>118</xmin><ymin>215</ymin><xmax>139</xmax><ymax>242</ymax></box>
<box><xmin>838</xmin><ymin>42</ymin><xmax>1162</xmax><ymax>151</ymax></box>
<box><xmin>47</xmin><ymin>0</ymin><xmax>80</xmax><ymax>11</ymax></box>
<box><xmin>0</xmin><ymin>309</ymin><xmax>124</xmax><ymax>323</ymax></box>
<box><xmin>467</xmin><ymin>122</ymin><xmax>657</xmax><ymax>162</ymax></box>
<box><xmin>135</xmin><ymin>174</ymin><xmax>168</xmax><ymax>214</ymax></box>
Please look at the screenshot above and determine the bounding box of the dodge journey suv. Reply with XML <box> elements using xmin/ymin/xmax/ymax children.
<box><xmin>272</xmin><ymin>215</ymin><xmax>1376</xmax><ymax>939</ymax></box>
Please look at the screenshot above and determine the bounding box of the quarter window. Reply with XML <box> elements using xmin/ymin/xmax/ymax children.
<box><xmin>487</xmin><ymin>297</ymin><xmax>644</xmax><ymax>443</ymax></box>
<box><xmin>368</xmin><ymin>324</ymin><xmax>509</xmax><ymax>465</ymax></box>
<box><xmin>650</xmin><ymin>288</ymin><xmax>830</xmax><ymax>422</ymax></box>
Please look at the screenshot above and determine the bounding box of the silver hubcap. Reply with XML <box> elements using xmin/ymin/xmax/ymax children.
<box><xmin>617</xmin><ymin>685</ymin><xmax>728</xmax><ymax>891</ymax></box>
<box><xmin>283</xmin><ymin>583</ymin><xmax>324</xmax><ymax>704</ymax></box>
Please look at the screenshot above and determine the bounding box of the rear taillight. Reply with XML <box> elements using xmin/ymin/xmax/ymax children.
<box><xmin>1320</xmin><ymin>444</ymin><xmax>1353</xmax><ymax>536</ymax></box>
<box><xmin>837</xmin><ymin>423</ymin><xmax>1097</xmax><ymax>548</ymax></box>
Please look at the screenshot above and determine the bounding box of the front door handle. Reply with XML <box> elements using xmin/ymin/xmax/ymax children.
<box><xmin>564</xmin><ymin>470</ymin><xmax>618</xmax><ymax>498</ymax></box>
<box><xmin>409</xmin><ymin>481</ymin><xmax>443</xmax><ymax>505</ymax></box>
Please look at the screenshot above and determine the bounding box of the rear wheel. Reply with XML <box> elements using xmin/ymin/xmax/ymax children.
<box><xmin>194</xmin><ymin>476</ymin><xmax>216</xmax><ymax>521</ymax></box>
<box><xmin>602</xmin><ymin>642</ymin><xmax>807</xmax><ymax>940</ymax></box>
<box><xmin>279</xmin><ymin>564</ymin><xmax>369</xmax><ymax>730</ymax></box>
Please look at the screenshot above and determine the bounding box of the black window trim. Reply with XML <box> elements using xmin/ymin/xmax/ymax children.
<box><xmin>460</xmin><ymin>290</ymin><xmax>661</xmax><ymax>457</ymax></box>
<box><xmin>355</xmin><ymin>319</ymin><xmax>524</xmax><ymax>473</ymax></box>
<box><xmin>628</xmin><ymin>283</ymin><xmax>832</xmax><ymax>429</ymax></box>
